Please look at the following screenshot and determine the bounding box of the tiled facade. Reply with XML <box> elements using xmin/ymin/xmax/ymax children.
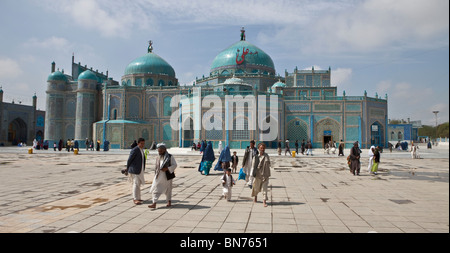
<box><xmin>44</xmin><ymin>30</ymin><xmax>388</xmax><ymax>149</ymax></box>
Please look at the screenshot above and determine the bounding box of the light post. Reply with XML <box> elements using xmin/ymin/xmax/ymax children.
<box><xmin>432</xmin><ymin>111</ymin><xmax>439</xmax><ymax>140</ymax></box>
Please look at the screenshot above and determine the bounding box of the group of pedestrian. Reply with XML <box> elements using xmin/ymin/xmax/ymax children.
<box><xmin>125</xmin><ymin>138</ymin><xmax>386</xmax><ymax>209</ymax></box>
<box><xmin>125</xmin><ymin>138</ymin><xmax>177</xmax><ymax>208</ymax></box>
<box><xmin>277</xmin><ymin>139</ymin><xmax>314</xmax><ymax>156</ymax></box>
<box><xmin>125</xmin><ymin>138</ymin><xmax>272</xmax><ymax>209</ymax></box>
<box><xmin>348</xmin><ymin>141</ymin><xmax>381</xmax><ymax>176</ymax></box>
<box><xmin>42</xmin><ymin>138</ymin><xmax>101</xmax><ymax>152</ymax></box>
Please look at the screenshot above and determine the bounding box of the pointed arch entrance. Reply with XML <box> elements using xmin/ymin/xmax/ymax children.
<box><xmin>370</xmin><ymin>121</ymin><xmax>384</xmax><ymax>146</ymax></box>
<box><xmin>8</xmin><ymin>118</ymin><xmax>27</xmax><ymax>145</ymax></box>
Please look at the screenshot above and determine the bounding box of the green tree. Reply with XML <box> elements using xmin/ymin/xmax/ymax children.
<box><xmin>418</xmin><ymin>122</ymin><xmax>449</xmax><ymax>138</ymax></box>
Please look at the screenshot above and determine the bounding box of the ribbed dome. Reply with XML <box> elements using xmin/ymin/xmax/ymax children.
<box><xmin>47</xmin><ymin>70</ymin><xmax>68</xmax><ymax>82</ymax></box>
<box><xmin>210</xmin><ymin>40</ymin><xmax>275</xmax><ymax>74</ymax></box>
<box><xmin>272</xmin><ymin>80</ymin><xmax>286</xmax><ymax>88</ymax></box>
<box><xmin>78</xmin><ymin>70</ymin><xmax>98</xmax><ymax>81</ymax></box>
<box><xmin>124</xmin><ymin>52</ymin><xmax>175</xmax><ymax>77</ymax></box>
<box><xmin>223</xmin><ymin>77</ymin><xmax>245</xmax><ymax>85</ymax></box>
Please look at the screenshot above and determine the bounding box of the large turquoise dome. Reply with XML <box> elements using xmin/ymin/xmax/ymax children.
<box><xmin>210</xmin><ymin>40</ymin><xmax>275</xmax><ymax>74</ymax></box>
<box><xmin>124</xmin><ymin>52</ymin><xmax>175</xmax><ymax>77</ymax></box>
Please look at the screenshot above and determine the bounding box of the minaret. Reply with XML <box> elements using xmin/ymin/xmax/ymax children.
<box><xmin>74</xmin><ymin>70</ymin><xmax>97</xmax><ymax>148</ymax></box>
<box><xmin>45</xmin><ymin>66</ymin><xmax>67</xmax><ymax>147</ymax></box>
<box><xmin>32</xmin><ymin>93</ymin><xmax>37</xmax><ymax>108</ymax></box>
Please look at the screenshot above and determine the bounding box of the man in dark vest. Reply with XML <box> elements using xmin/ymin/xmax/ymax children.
<box><xmin>126</xmin><ymin>138</ymin><xmax>146</xmax><ymax>205</ymax></box>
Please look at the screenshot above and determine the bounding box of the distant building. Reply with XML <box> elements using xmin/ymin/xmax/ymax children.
<box><xmin>387</xmin><ymin>118</ymin><xmax>422</xmax><ymax>143</ymax></box>
<box><xmin>0</xmin><ymin>88</ymin><xmax>45</xmax><ymax>146</ymax></box>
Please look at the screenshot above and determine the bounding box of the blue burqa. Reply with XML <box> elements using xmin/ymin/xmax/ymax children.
<box><xmin>198</xmin><ymin>142</ymin><xmax>215</xmax><ymax>175</ymax></box>
<box><xmin>214</xmin><ymin>145</ymin><xmax>231</xmax><ymax>171</ymax></box>
<box><xmin>199</xmin><ymin>140</ymin><xmax>207</xmax><ymax>152</ymax></box>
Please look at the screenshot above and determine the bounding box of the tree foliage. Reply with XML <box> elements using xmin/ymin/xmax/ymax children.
<box><xmin>418</xmin><ymin>122</ymin><xmax>449</xmax><ymax>138</ymax></box>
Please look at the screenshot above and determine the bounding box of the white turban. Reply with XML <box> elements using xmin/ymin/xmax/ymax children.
<box><xmin>156</xmin><ymin>143</ymin><xmax>166</xmax><ymax>149</ymax></box>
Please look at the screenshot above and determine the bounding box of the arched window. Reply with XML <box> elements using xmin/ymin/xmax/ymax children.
<box><xmin>135</xmin><ymin>78</ymin><xmax>142</xmax><ymax>86</ymax></box>
<box><xmin>163</xmin><ymin>96</ymin><xmax>172</xmax><ymax>116</ymax></box>
<box><xmin>128</xmin><ymin>96</ymin><xmax>140</xmax><ymax>118</ymax></box>
<box><xmin>146</xmin><ymin>78</ymin><xmax>154</xmax><ymax>86</ymax></box>
<box><xmin>158</xmin><ymin>80</ymin><xmax>165</xmax><ymax>86</ymax></box>
<box><xmin>109</xmin><ymin>96</ymin><xmax>120</xmax><ymax>119</ymax></box>
<box><xmin>163</xmin><ymin>124</ymin><xmax>172</xmax><ymax>141</ymax></box>
<box><xmin>148</xmin><ymin>97</ymin><xmax>157</xmax><ymax>117</ymax></box>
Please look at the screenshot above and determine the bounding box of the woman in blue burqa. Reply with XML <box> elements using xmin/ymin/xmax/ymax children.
<box><xmin>214</xmin><ymin>145</ymin><xmax>231</xmax><ymax>172</ymax></box>
<box><xmin>199</xmin><ymin>140</ymin><xmax>207</xmax><ymax>154</ymax></box>
<box><xmin>198</xmin><ymin>141</ymin><xmax>215</xmax><ymax>175</ymax></box>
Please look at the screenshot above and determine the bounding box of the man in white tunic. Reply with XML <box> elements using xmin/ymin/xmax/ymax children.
<box><xmin>148</xmin><ymin>143</ymin><xmax>177</xmax><ymax>209</ymax></box>
<box><xmin>242</xmin><ymin>140</ymin><xmax>258</xmax><ymax>188</ymax></box>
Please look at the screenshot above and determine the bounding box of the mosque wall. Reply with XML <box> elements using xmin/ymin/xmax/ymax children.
<box><xmin>44</xmin><ymin>32</ymin><xmax>389</xmax><ymax>150</ymax></box>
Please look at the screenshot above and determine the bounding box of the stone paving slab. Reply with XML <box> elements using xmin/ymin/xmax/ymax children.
<box><xmin>0</xmin><ymin>146</ymin><xmax>448</xmax><ymax>234</ymax></box>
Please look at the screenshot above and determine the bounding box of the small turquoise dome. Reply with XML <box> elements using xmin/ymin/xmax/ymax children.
<box><xmin>47</xmin><ymin>70</ymin><xmax>68</xmax><ymax>82</ymax></box>
<box><xmin>78</xmin><ymin>70</ymin><xmax>98</xmax><ymax>81</ymax></box>
<box><xmin>271</xmin><ymin>80</ymin><xmax>286</xmax><ymax>93</ymax></box>
<box><xmin>223</xmin><ymin>76</ymin><xmax>246</xmax><ymax>85</ymax></box>
<box><xmin>272</xmin><ymin>80</ymin><xmax>286</xmax><ymax>88</ymax></box>
<box><xmin>210</xmin><ymin>40</ymin><xmax>275</xmax><ymax>74</ymax></box>
<box><xmin>124</xmin><ymin>52</ymin><xmax>175</xmax><ymax>77</ymax></box>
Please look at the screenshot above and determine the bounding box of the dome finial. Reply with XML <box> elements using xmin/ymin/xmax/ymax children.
<box><xmin>148</xmin><ymin>40</ymin><xmax>153</xmax><ymax>53</ymax></box>
<box><xmin>240</xmin><ymin>27</ymin><xmax>246</xmax><ymax>41</ymax></box>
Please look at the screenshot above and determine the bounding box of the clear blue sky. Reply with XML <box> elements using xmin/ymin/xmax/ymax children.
<box><xmin>0</xmin><ymin>0</ymin><xmax>448</xmax><ymax>125</ymax></box>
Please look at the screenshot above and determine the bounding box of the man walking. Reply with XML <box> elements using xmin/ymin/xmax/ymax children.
<box><xmin>148</xmin><ymin>143</ymin><xmax>177</xmax><ymax>209</ymax></box>
<box><xmin>349</xmin><ymin>141</ymin><xmax>361</xmax><ymax>176</ymax></box>
<box><xmin>126</xmin><ymin>138</ymin><xmax>146</xmax><ymax>205</ymax></box>
<box><xmin>244</xmin><ymin>140</ymin><xmax>258</xmax><ymax>188</ymax></box>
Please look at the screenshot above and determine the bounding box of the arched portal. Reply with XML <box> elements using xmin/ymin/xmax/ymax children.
<box><xmin>183</xmin><ymin>117</ymin><xmax>194</xmax><ymax>147</ymax></box>
<box><xmin>8</xmin><ymin>118</ymin><xmax>27</xmax><ymax>145</ymax></box>
<box><xmin>371</xmin><ymin>121</ymin><xmax>384</xmax><ymax>146</ymax></box>
<box><xmin>315</xmin><ymin>117</ymin><xmax>340</xmax><ymax>148</ymax></box>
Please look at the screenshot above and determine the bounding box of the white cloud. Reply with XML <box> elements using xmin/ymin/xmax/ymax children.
<box><xmin>39</xmin><ymin>0</ymin><xmax>157</xmax><ymax>38</ymax></box>
<box><xmin>0</xmin><ymin>57</ymin><xmax>22</xmax><ymax>79</ymax></box>
<box><xmin>376</xmin><ymin>80</ymin><xmax>392</xmax><ymax>94</ymax></box>
<box><xmin>257</xmin><ymin>0</ymin><xmax>449</xmax><ymax>55</ymax></box>
<box><xmin>331</xmin><ymin>68</ymin><xmax>352</xmax><ymax>87</ymax></box>
<box><xmin>25</xmin><ymin>36</ymin><xmax>71</xmax><ymax>51</ymax></box>
<box><xmin>37</xmin><ymin>0</ymin><xmax>449</xmax><ymax>52</ymax></box>
<box><xmin>377</xmin><ymin>80</ymin><xmax>433</xmax><ymax>102</ymax></box>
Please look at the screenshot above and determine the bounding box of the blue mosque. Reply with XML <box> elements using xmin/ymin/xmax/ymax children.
<box><xmin>44</xmin><ymin>28</ymin><xmax>388</xmax><ymax>150</ymax></box>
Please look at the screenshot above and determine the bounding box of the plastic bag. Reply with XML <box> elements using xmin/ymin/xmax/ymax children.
<box><xmin>238</xmin><ymin>168</ymin><xmax>246</xmax><ymax>180</ymax></box>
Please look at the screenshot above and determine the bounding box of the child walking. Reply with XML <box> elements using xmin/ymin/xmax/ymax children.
<box><xmin>221</xmin><ymin>168</ymin><xmax>235</xmax><ymax>201</ymax></box>
<box><xmin>231</xmin><ymin>151</ymin><xmax>239</xmax><ymax>173</ymax></box>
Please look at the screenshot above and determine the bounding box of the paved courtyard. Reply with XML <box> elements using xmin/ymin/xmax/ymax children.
<box><xmin>0</xmin><ymin>144</ymin><xmax>448</xmax><ymax>234</ymax></box>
